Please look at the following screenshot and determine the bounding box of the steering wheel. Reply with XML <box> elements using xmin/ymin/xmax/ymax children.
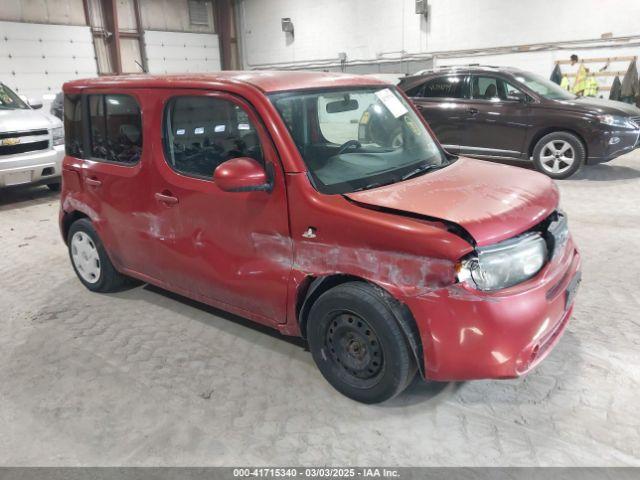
<box><xmin>337</xmin><ymin>139</ymin><xmax>362</xmax><ymax>155</ymax></box>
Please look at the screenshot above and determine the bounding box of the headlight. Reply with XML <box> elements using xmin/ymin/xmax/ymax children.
<box><xmin>598</xmin><ymin>114</ymin><xmax>637</xmax><ymax>129</ymax></box>
<box><xmin>457</xmin><ymin>232</ymin><xmax>548</xmax><ymax>291</ymax></box>
<box><xmin>52</xmin><ymin>126</ymin><xmax>64</xmax><ymax>146</ymax></box>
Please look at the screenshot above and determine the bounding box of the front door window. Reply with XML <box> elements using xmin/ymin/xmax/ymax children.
<box><xmin>164</xmin><ymin>96</ymin><xmax>264</xmax><ymax>180</ymax></box>
<box><xmin>471</xmin><ymin>76</ymin><xmax>527</xmax><ymax>102</ymax></box>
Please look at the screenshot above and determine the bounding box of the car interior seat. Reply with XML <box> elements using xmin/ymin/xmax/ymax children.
<box><xmin>484</xmin><ymin>84</ymin><xmax>497</xmax><ymax>99</ymax></box>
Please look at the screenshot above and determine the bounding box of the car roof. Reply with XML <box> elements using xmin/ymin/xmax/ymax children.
<box><xmin>402</xmin><ymin>65</ymin><xmax>525</xmax><ymax>82</ymax></box>
<box><xmin>64</xmin><ymin>71</ymin><xmax>389</xmax><ymax>94</ymax></box>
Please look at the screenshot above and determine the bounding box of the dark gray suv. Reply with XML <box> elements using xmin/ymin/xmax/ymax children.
<box><xmin>399</xmin><ymin>66</ymin><xmax>640</xmax><ymax>179</ymax></box>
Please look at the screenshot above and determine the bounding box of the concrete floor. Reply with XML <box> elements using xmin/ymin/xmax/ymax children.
<box><xmin>1</xmin><ymin>152</ymin><xmax>639</xmax><ymax>467</ymax></box>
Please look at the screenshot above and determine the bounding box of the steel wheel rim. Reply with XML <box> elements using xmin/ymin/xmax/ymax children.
<box><xmin>71</xmin><ymin>232</ymin><xmax>101</xmax><ymax>284</ymax></box>
<box><xmin>325</xmin><ymin>312</ymin><xmax>384</xmax><ymax>388</ymax></box>
<box><xmin>540</xmin><ymin>140</ymin><xmax>575</xmax><ymax>174</ymax></box>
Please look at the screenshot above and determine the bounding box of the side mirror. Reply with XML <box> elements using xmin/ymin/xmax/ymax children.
<box><xmin>28</xmin><ymin>98</ymin><xmax>43</xmax><ymax>109</ymax></box>
<box><xmin>214</xmin><ymin>157</ymin><xmax>272</xmax><ymax>193</ymax></box>
<box><xmin>506</xmin><ymin>92</ymin><xmax>528</xmax><ymax>103</ymax></box>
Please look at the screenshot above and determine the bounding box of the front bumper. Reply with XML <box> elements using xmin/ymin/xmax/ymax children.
<box><xmin>586</xmin><ymin>127</ymin><xmax>640</xmax><ymax>164</ymax></box>
<box><xmin>406</xmin><ymin>237</ymin><xmax>581</xmax><ymax>381</ymax></box>
<box><xmin>0</xmin><ymin>145</ymin><xmax>64</xmax><ymax>187</ymax></box>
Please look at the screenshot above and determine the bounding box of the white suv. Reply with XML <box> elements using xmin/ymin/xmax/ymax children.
<box><xmin>0</xmin><ymin>83</ymin><xmax>64</xmax><ymax>191</ymax></box>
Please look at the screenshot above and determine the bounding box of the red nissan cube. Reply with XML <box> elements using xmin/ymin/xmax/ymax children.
<box><xmin>59</xmin><ymin>72</ymin><xmax>581</xmax><ymax>403</ymax></box>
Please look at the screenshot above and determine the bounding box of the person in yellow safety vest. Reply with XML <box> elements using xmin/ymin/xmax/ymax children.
<box><xmin>583</xmin><ymin>74</ymin><xmax>599</xmax><ymax>97</ymax></box>
<box><xmin>560</xmin><ymin>75</ymin><xmax>571</xmax><ymax>91</ymax></box>
<box><xmin>573</xmin><ymin>64</ymin><xmax>588</xmax><ymax>96</ymax></box>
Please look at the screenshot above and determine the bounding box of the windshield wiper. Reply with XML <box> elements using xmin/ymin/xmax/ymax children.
<box><xmin>401</xmin><ymin>163</ymin><xmax>443</xmax><ymax>181</ymax></box>
<box><xmin>352</xmin><ymin>163</ymin><xmax>447</xmax><ymax>192</ymax></box>
<box><xmin>352</xmin><ymin>179</ymin><xmax>397</xmax><ymax>192</ymax></box>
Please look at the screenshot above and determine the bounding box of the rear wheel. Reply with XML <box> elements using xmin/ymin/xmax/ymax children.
<box><xmin>67</xmin><ymin>218</ymin><xmax>134</xmax><ymax>292</ymax></box>
<box><xmin>532</xmin><ymin>132</ymin><xmax>584</xmax><ymax>179</ymax></box>
<box><xmin>307</xmin><ymin>282</ymin><xmax>416</xmax><ymax>404</ymax></box>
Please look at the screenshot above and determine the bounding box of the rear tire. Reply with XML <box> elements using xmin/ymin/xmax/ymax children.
<box><xmin>307</xmin><ymin>282</ymin><xmax>416</xmax><ymax>404</ymax></box>
<box><xmin>532</xmin><ymin>132</ymin><xmax>584</xmax><ymax>179</ymax></box>
<box><xmin>67</xmin><ymin>218</ymin><xmax>134</xmax><ymax>292</ymax></box>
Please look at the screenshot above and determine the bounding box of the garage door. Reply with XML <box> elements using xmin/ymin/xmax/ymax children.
<box><xmin>0</xmin><ymin>20</ymin><xmax>97</xmax><ymax>104</ymax></box>
<box><xmin>144</xmin><ymin>30</ymin><xmax>221</xmax><ymax>74</ymax></box>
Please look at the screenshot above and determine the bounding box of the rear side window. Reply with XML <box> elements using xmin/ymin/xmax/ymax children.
<box><xmin>164</xmin><ymin>96</ymin><xmax>264</xmax><ymax>180</ymax></box>
<box><xmin>404</xmin><ymin>81</ymin><xmax>426</xmax><ymax>97</ymax></box>
<box><xmin>64</xmin><ymin>94</ymin><xmax>83</xmax><ymax>157</ymax></box>
<box><xmin>88</xmin><ymin>94</ymin><xmax>142</xmax><ymax>164</ymax></box>
<box><xmin>422</xmin><ymin>76</ymin><xmax>468</xmax><ymax>99</ymax></box>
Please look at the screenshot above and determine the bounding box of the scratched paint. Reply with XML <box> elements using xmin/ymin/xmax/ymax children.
<box><xmin>62</xmin><ymin>196</ymin><xmax>98</xmax><ymax>221</ymax></box>
<box><xmin>251</xmin><ymin>232</ymin><xmax>456</xmax><ymax>297</ymax></box>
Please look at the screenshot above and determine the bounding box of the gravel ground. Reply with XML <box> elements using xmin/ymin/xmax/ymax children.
<box><xmin>0</xmin><ymin>152</ymin><xmax>639</xmax><ymax>466</ymax></box>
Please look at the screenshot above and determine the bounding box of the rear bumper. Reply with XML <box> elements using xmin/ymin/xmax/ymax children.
<box><xmin>0</xmin><ymin>145</ymin><xmax>64</xmax><ymax>187</ymax></box>
<box><xmin>405</xmin><ymin>237</ymin><xmax>581</xmax><ymax>381</ymax></box>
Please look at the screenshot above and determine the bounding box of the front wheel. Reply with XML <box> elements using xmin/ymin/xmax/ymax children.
<box><xmin>532</xmin><ymin>132</ymin><xmax>584</xmax><ymax>179</ymax></box>
<box><xmin>307</xmin><ymin>282</ymin><xmax>416</xmax><ymax>404</ymax></box>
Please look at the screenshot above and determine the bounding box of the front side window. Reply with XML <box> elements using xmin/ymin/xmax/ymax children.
<box><xmin>88</xmin><ymin>94</ymin><xmax>142</xmax><ymax>164</ymax></box>
<box><xmin>0</xmin><ymin>83</ymin><xmax>28</xmax><ymax>110</ymax></box>
<box><xmin>270</xmin><ymin>86</ymin><xmax>449</xmax><ymax>194</ymax></box>
<box><xmin>164</xmin><ymin>96</ymin><xmax>263</xmax><ymax>180</ymax></box>
<box><xmin>512</xmin><ymin>71</ymin><xmax>576</xmax><ymax>100</ymax></box>
<box><xmin>472</xmin><ymin>76</ymin><xmax>500</xmax><ymax>100</ymax></box>
<box><xmin>471</xmin><ymin>76</ymin><xmax>528</xmax><ymax>102</ymax></box>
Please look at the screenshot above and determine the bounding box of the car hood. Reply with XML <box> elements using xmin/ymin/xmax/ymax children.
<box><xmin>551</xmin><ymin>97</ymin><xmax>640</xmax><ymax>117</ymax></box>
<box><xmin>345</xmin><ymin>157</ymin><xmax>559</xmax><ymax>247</ymax></box>
<box><xmin>0</xmin><ymin>108</ymin><xmax>61</xmax><ymax>133</ymax></box>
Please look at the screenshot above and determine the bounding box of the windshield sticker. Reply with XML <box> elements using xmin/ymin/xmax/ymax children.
<box><xmin>404</xmin><ymin>117</ymin><xmax>422</xmax><ymax>136</ymax></box>
<box><xmin>375</xmin><ymin>88</ymin><xmax>408</xmax><ymax>118</ymax></box>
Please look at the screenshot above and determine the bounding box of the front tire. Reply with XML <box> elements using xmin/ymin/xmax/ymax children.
<box><xmin>67</xmin><ymin>218</ymin><xmax>133</xmax><ymax>292</ymax></box>
<box><xmin>532</xmin><ymin>132</ymin><xmax>584</xmax><ymax>179</ymax></box>
<box><xmin>307</xmin><ymin>282</ymin><xmax>416</xmax><ymax>404</ymax></box>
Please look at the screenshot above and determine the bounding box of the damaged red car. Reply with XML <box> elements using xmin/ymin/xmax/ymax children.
<box><xmin>60</xmin><ymin>72</ymin><xmax>581</xmax><ymax>403</ymax></box>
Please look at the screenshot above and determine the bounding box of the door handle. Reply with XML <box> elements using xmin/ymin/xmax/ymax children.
<box><xmin>155</xmin><ymin>191</ymin><xmax>179</xmax><ymax>205</ymax></box>
<box><xmin>85</xmin><ymin>177</ymin><xmax>102</xmax><ymax>187</ymax></box>
<box><xmin>467</xmin><ymin>107</ymin><xmax>479</xmax><ymax>115</ymax></box>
